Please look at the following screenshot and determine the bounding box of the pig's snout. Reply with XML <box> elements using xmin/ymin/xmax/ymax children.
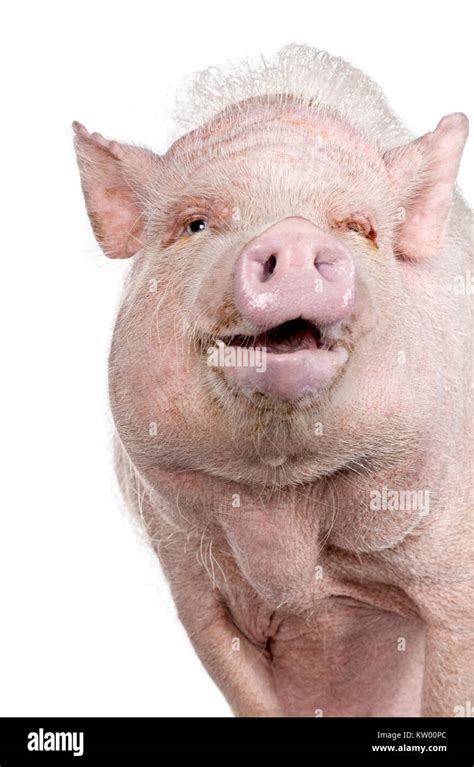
<box><xmin>234</xmin><ymin>217</ymin><xmax>355</xmax><ymax>329</ymax></box>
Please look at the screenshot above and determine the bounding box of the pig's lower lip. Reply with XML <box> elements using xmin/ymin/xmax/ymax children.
<box><xmin>206</xmin><ymin>318</ymin><xmax>348</xmax><ymax>401</ymax></box>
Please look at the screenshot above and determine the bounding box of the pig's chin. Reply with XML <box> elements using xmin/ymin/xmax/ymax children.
<box><xmin>205</xmin><ymin>318</ymin><xmax>349</xmax><ymax>402</ymax></box>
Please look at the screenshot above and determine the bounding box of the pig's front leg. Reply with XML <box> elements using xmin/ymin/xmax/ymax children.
<box><xmin>156</xmin><ymin>534</ymin><xmax>282</xmax><ymax>717</ymax></box>
<box><xmin>176</xmin><ymin>595</ymin><xmax>282</xmax><ymax>716</ymax></box>
<box><xmin>419</xmin><ymin>589</ymin><xmax>474</xmax><ymax>716</ymax></box>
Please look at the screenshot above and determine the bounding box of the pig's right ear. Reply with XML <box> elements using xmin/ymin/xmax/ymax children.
<box><xmin>73</xmin><ymin>122</ymin><xmax>160</xmax><ymax>259</ymax></box>
<box><xmin>383</xmin><ymin>113</ymin><xmax>468</xmax><ymax>262</ymax></box>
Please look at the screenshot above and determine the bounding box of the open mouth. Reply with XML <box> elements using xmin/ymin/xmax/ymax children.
<box><xmin>204</xmin><ymin>317</ymin><xmax>347</xmax><ymax>401</ymax></box>
<box><xmin>223</xmin><ymin>318</ymin><xmax>333</xmax><ymax>353</ymax></box>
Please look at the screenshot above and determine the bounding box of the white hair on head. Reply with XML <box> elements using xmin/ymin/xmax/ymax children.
<box><xmin>172</xmin><ymin>44</ymin><xmax>412</xmax><ymax>149</ymax></box>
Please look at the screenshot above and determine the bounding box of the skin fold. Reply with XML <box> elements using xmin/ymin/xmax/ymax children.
<box><xmin>74</xmin><ymin>46</ymin><xmax>473</xmax><ymax>717</ymax></box>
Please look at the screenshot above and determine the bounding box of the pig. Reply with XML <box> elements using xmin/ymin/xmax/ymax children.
<box><xmin>73</xmin><ymin>45</ymin><xmax>473</xmax><ymax>717</ymax></box>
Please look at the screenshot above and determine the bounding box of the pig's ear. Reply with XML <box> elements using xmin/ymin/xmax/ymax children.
<box><xmin>73</xmin><ymin>121</ymin><xmax>160</xmax><ymax>259</ymax></box>
<box><xmin>383</xmin><ymin>113</ymin><xmax>468</xmax><ymax>261</ymax></box>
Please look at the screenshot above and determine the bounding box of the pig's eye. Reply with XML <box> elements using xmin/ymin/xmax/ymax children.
<box><xmin>345</xmin><ymin>218</ymin><xmax>377</xmax><ymax>244</ymax></box>
<box><xmin>347</xmin><ymin>221</ymin><xmax>367</xmax><ymax>236</ymax></box>
<box><xmin>185</xmin><ymin>219</ymin><xmax>208</xmax><ymax>235</ymax></box>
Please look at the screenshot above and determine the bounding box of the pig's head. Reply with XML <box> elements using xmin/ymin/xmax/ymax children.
<box><xmin>74</xmin><ymin>49</ymin><xmax>469</xmax><ymax>488</ymax></box>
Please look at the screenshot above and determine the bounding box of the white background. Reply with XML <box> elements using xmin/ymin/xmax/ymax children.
<box><xmin>1</xmin><ymin>0</ymin><xmax>472</xmax><ymax>716</ymax></box>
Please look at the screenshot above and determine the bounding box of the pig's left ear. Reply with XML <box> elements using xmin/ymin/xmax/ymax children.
<box><xmin>73</xmin><ymin>121</ymin><xmax>161</xmax><ymax>259</ymax></box>
<box><xmin>383</xmin><ymin>113</ymin><xmax>468</xmax><ymax>261</ymax></box>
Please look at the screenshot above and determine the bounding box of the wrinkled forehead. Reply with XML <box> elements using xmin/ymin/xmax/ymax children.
<box><xmin>166</xmin><ymin>95</ymin><xmax>384</xmax><ymax>174</ymax></box>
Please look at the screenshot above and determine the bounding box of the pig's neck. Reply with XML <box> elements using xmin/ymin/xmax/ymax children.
<box><xmin>147</xmin><ymin>444</ymin><xmax>449</xmax><ymax>606</ymax></box>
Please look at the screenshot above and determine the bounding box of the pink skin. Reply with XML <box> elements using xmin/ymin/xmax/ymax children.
<box><xmin>222</xmin><ymin>344</ymin><xmax>348</xmax><ymax>401</ymax></box>
<box><xmin>233</xmin><ymin>217</ymin><xmax>355</xmax><ymax>328</ymax></box>
<box><xmin>73</xmin><ymin>53</ymin><xmax>472</xmax><ymax>720</ymax></box>
<box><xmin>224</xmin><ymin>216</ymin><xmax>353</xmax><ymax>399</ymax></box>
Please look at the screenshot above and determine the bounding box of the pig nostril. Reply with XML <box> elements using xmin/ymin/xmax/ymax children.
<box><xmin>314</xmin><ymin>256</ymin><xmax>338</xmax><ymax>281</ymax></box>
<box><xmin>262</xmin><ymin>254</ymin><xmax>277</xmax><ymax>280</ymax></box>
<box><xmin>267</xmin><ymin>255</ymin><xmax>277</xmax><ymax>274</ymax></box>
